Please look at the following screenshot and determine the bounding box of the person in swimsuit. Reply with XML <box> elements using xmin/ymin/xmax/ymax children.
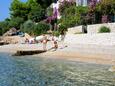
<box><xmin>53</xmin><ymin>40</ymin><xmax>58</xmax><ymax>51</ymax></box>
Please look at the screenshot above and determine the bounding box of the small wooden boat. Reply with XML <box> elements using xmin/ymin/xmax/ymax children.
<box><xmin>13</xmin><ymin>50</ymin><xmax>46</xmax><ymax>56</ymax></box>
<box><xmin>0</xmin><ymin>41</ymin><xmax>6</xmax><ymax>45</ymax></box>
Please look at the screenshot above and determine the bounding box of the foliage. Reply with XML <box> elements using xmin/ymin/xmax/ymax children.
<box><xmin>58</xmin><ymin>1</ymin><xmax>88</xmax><ymax>31</ymax></box>
<box><xmin>76</xmin><ymin>6</ymin><xmax>88</xmax><ymax>25</ymax></box>
<box><xmin>0</xmin><ymin>28</ymin><xmax>2</xmax><ymax>36</ymax></box>
<box><xmin>52</xmin><ymin>31</ymin><xmax>60</xmax><ymax>37</ymax></box>
<box><xmin>0</xmin><ymin>0</ymin><xmax>54</xmax><ymax>35</ymax></box>
<box><xmin>28</xmin><ymin>5</ymin><xmax>45</xmax><ymax>22</ymax></box>
<box><xmin>58</xmin><ymin>1</ymin><xmax>78</xmax><ymax>30</ymax></box>
<box><xmin>34</xmin><ymin>22</ymin><xmax>50</xmax><ymax>35</ymax></box>
<box><xmin>58</xmin><ymin>24</ymin><xmax>67</xmax><ymax>32</ymax></box>
<box><xmin>21</xmin><ymin>21</ymin><xmax>49</xmax><ymax>35</ymax></box>
<box><xmin>99</xmin><ymin>26</ymin><xmax>111</xmax><ymax>33</ymax></box>
<box><xmin>96</xmin><ymin>0</ymin><xmax>115</xmax><ymax>23</ymax></box>
<box><xmin>86</xmin><ymin>0</ymin><xmax>97</xmax><ymax>24</ymax></box>
<box><xmin>59</xmin><ymin>1</ymin><xmax>76</xmax><ymax>15</ymax></box>
<box><xmin>59</xmin><ymin>14</ymin><xmax>80</xmax><ymax>28</ymax></box>
<box><xmin>9</xmin><ymin>0</ymin><xmax>51</xmax><ymax>30</ymax></box>
<box><xmin>9</xmin><ymin>17</ymin><xmax>24</xmax><ymax>29</ymax></box>
<box><xmin>21</xmin><ymin>20</ymin><xmax>35</xmax><ymax>35</ymax></box>
<box><xmin>64</xmin><ymin>6</ymin><xmax>77</xmax><ymax>16</ymax></box>
<box><xmin>47</xmin><ymin>7</ymin><xmax>53</xmax><ymax>16</ymax></box>
<box><xmin>10</xmin><ymin>0</ymin><xmax>29</xmax><ymax>21</ymax></box>
<box><xmin>96</xmin><ymin>0</ymin><xmax>115</xmax><ymax>15</ymax></box>
<box><xmin>0</xmin><ymin>20</ymin><xmax>10</xmax><ymax>35</ymax></box>
<box><xmin>76</xmin><ymin>6</ymin><xmax>88</xmax><ymax>14</ymax></box>
<box><xmin>36</xmin><ymin>0</ymin><xmax>54</xmax><ymax>9</ymax></box>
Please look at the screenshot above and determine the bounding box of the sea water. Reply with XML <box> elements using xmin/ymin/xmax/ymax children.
<box><xmin>0</xmin><ymin>53</ymin><xmax>115</xmax><ymax>86</ymax></box>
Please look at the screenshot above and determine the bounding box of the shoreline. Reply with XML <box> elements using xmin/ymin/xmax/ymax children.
<box><xmin>0</xmin><ymin>43</ymin><xmax>115</xmax><ymax>65</ymax></box>
<box><xmin>37</xmin><ymin>51</ymin><xmax>115</xmax><ymax>65</ymax></box>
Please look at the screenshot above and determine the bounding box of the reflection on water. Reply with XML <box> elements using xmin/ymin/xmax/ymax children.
<box><xmin>0</xmin><ymin>53</ymin><xmax>115</xmax><ymax>86</ymax></box>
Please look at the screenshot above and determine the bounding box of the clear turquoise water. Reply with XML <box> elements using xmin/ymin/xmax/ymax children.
<box><xmin>0</xmin><ymin>53</ymin><xmax>115</xmax><ymax>86</ymax></box>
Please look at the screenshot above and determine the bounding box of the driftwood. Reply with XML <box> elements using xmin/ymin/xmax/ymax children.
<box><xmin>13</xmin><ymin>50</ymin><xmax>46</xmax><ymax>56</ymax></box>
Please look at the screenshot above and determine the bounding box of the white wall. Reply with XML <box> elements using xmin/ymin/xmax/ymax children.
<box><xmin>67</xmin><ymin>26</ymin><xmax>83</xmax><ymax>34</ymax></box>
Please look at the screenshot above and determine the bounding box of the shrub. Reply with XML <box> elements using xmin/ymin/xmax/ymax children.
<box><xmin>21</xmin><ymin>20</ymin><xmax>35</xmax><ymax>35</ymax></box>
<box><xmin>34</xmin><ymin>22</ymin><xmax>50</xmax><ymax>35</ymax></box>
<box><xmin>9</xmin><ymin>17</ymin><xmax>24</xmax><ymax>29</ymax></box>
<box><xmin>99</xmin><ymin>26</ymin><xmax>111</xmax><ymax>33</ymax></box>
<box><xmin>58</xmin><ymin>14</ymin><xmax>79</xmax><ymax>30</ymax></box>
<box><xmin>58</xmin><ymin>24</ymin><xmax>67</xmax><ymax>32</ymax></box>
<box><xmin>21</xmin><ymin>21</ymin><xmax>50</xmax><ymax>36</ymax></box>
<box><xmin>0</xmin><ymin>21</ymin><xmax>10</xmax><ymax>35</ymax></box>
<box><xmin>58</xmin><ymin>1</ymin><xmax>88</xmax><ymax>29</ymax></box>
<box><xmin>52</xmin><ymin>31</ymin><xmax>60</xmax><ymax>37</ymax></box>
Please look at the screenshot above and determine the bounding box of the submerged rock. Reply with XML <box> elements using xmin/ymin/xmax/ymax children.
<box><xmin>108</xmin><ymin>66</ymin><xmax>115</xmax><ymax>72</ymax></box>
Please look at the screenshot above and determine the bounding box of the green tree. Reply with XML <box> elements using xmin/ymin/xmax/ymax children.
<box><xmin>59</xmin><ymin>1</ymin><xmax>76</xmax><ymax>16</ymax></box>
<box><xmin>9</xmin><ymin>17</ymin><xmax>24</xmax><ymax>29</ymax></box>
<box><xmin>0</xmin><ymin>20</ymin><xmax>10</xmax><ymax>35</ymax></box>
<box><xmin>58</xmin><ymin>1</ymin><xmax>88</xmax><ymax>31</ymax></box>
<box><xmin>10</xmin><ymin>0</ymin><xmax>29</xmax><ymax>21</ymax></box>
<box><xmin>36</xmin><ymin>0</ymin><xmax>53</xmax><ymax>8</ymax></box>
<box><xmin>28</xmin><ymin>5</ymin><xmax>45</xmax><ymax>22</ymax></box>
<box><xmin>58</xmin><ymin>1</ymin><xmax>78</xmax><ymax>30</ymax></box>
<box><xmin>96</xmin><ymin>0</ymin><xmax>115</xmax><ymax>15</ymax></box>
<box><xmin>96</xmin><ymin>0</ymin><xmax>115</xmax><ymax>23</ymax></box>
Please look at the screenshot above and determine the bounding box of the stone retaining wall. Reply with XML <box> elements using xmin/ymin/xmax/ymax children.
<box><xmin>66</xmin><ymin>23</ymin><xmax>115</xmax><ymax>34</ymax></box>
<box><xmin>67</xmin><ymin>26</ymin><xmax>83</xmax><ymax>34</ymax></box>
<box><xmin>64</xmin><ymin>33</ymin><xmax>115</xmax><ymax>45</ymax></box>
<box><xmin>87</xmin><ymin>23</ymin><xmax>115</xmax><ymax>34</ymax></box>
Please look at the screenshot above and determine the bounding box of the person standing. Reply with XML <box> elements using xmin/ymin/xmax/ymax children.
<box><xmin>42</xmin><ymin>35</ymin><xmax>47</xmax><ymax>51</ymax></box>
<box><xmin>51</xmin><ymin>35</ymin><xmax>58</xmax><ymax>51</ymax></box>
<box><xmin>60</xmin><ymin>30</ymin><xmax>65</xmax><ymax>41</ymax></box>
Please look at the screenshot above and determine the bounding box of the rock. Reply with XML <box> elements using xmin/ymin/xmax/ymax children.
<box><xmin>3</xmin><ymin>28</ymin><xmax>17</xmax><ymax>36</ymax></box>
<box><xmin>2</xmin><ymin>36</ymin><xmax>24</xmax><ymax>44</ymax></box>
<box><xmin>24</xmin><ymin>33</ymin><xmax>32</xmax><ymax>39</ymax></box>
